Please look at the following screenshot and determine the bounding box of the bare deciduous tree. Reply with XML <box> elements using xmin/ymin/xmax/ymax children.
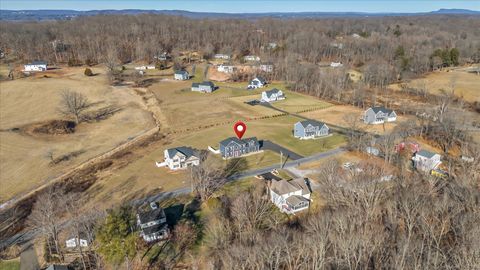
<box><xmin>58</xmin><ymin>90</ymin><xmax>90</xmax><ymax>124</ymax></box>
<box><xmin>190</xmin><ymin>153</ymin><xmax>227</xmax><ymax>202</ymax></box>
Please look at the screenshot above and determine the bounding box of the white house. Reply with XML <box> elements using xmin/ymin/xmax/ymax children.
<box><xmin>163</xmin><ymin>147</ymin><xmax>200</xmax><ymax>170</ymax></box>
<box><xmin>174</xmin><ymin>70</ymin><xmax>189</xmax><ymax>80</ymax></box>
<box><xmin>135</xmin><ymin>65</ymin><xmax>155</xmax><ymax>70</ymax></box>
<box><xmin>214</xmin><ymin>54</ymin><xmax>231</xmax><ymax>60</ymax></box>
<box><xmin>330</xmin><ymin>62</ymin><xmax>343</xmax><ymax>68</ymax></box>
<box><xmin>24</xmin><ymin>61</ymin><xmax>47</xmax><ymax>72</ymax></box>
<box><xmin>364</xmin><ymin>106</ymin><xmax>397</xmax><ymax>124</ymax></box>
<box><xmin>261</xmin><ymin>88</ymin><xmax>285</xmax><ymax>102</ymax></box>
<box><xmin>217</xmin><ymin>64</ymin><xmax>236</xmax><ymax>73</ymax></box>
<box><xmin>270</xmin><ymin>178</ymin><xmax>311</xmax><ymax>214</ymax></box>
<box><xmin>259</xmin><ymin>63</ymin><xmax>274</xmax><ymax>73</ymax></box>
<box><xmin>412</xmin><ymin>150</ymin><xmax>442</xmax><ymax>173</ymax></box>
<box><xmin>65</xmin><ymin>235</ymin><xmax>89</xmax><ymax>249</ymax></box>
<box><xmin>244</xmin><ymin>55</ymin><xmax>260</xmax><ymax>61</ymax></box>
<box><xmin>247</xmin><ymin>76</ymin><xmax>267</xmax><ymax>89</ymax></box>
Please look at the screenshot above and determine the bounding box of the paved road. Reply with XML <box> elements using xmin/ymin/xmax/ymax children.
<box><xmin>1</xmin><ymin>147</ymin><xmax>345</xmax><ymax>250</ymax></box>
<box><xmin>20</xmin><ymin>243</ymin><xmax>40</xmax><ymax>270</ymax></box>
<box><xmin>260</xmin><ymin>140</ymin><xmax>304</xmax><ymax>160</ymax></box>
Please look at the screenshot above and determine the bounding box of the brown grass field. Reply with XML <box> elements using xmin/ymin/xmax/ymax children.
<box><xmin>0</xmin><ymin>66</ymin><xmax>155</xmax><ymax>203</ymax></box>
<box><xmin>390</xmin><ymin>66</ymin><xmax>480</xmax><ymax>102</ymax></box>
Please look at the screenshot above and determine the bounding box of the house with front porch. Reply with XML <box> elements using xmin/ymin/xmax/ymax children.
<box><xmin>219</xmin><ymin>137</ymin><xmax>260</xmax><ymax>159</ymax></box>
<box><xmin>270</xmin><ymin>178</ymin><xmax>311</xmax><ymax>214</ymax></box>
<box><xmin>364</xmin><ymin>106</ymin><xmax>397</xmax><ymax>124</ymax></box>
<box><xmin>293</xmin><ymin>120</ymin><xmax>329</xmax><ymax>139</ymax></box>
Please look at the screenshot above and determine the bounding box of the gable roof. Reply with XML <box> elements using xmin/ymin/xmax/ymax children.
<box><xmin>27</xmin><ymin>60</ymin><xmax>47</xmax><ymax>65</ymax></box>
<box><xmin>254</xmin><ymin>76</ymin><xmax>267</xmax><ymax>83</ymax></box>
<box><xmin>271</xmin><ymin>178</ymin><xmax>310</xmax><ymax>196</ymax></box>
<box><xmin>370</xmin><ymin>106</ymin><xmax>394</xmax><ymax>114</ymax></box>
<box><xmin>137</xmin><ymin>208</ymin><xmax>166</xmax><ymax>225</ymax></box>
<box><xmin>286</xmin><ymin>195</ymin><xmax>309</xmax><ymax>207</ymax></box>
<box><xmin>142</xmin><ymin>223</ymin><xmax>168</xmax><ymax>235</ymax></box>
<box><xmin>219</xmin><ymin>137</ymin><xmax>258</xmax><ymax>148</ymax></box>
<box><xmin>264</xmin><ymin>88</ymin><xmax>282</xmax><ymax>98</ymax></box>
<box><xmin>175</xmin><ymin>70</ymin><xmax>188</xmax><ymax>75</ymax></box>
<box><xmin>416</xmin><ymin>150</ymin><xmax>439</xmax><ymax>159</ymax></box>
<box><xmin>200</xmin><ymin>81</ymin><xmax>214</xmax><ymax>87</ymax></box>
<box><xmin>297</xmin><ymin>120</ymin><xmax>327</xmax><ymax>129</ymax></box>
<box><xmin>166</xmin><ymin>147</ymin><xmax>197</xmax><ymax>159</ymax></box>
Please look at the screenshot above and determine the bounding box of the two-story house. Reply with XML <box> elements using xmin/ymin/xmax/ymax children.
<box><xmin>364</xmin><ymin>106</ymin><xmax>397</xmax><ymax>124</ymax></box>
<box><xmin>214</xmin><ymin>54</ymin><xmax>231</xmax><ymax>60</ymax></box>
<box><xmin>247</xmin><ymin>76</ymin><xmax>267</xmax><ymax>89</ymax></box>
<box><xmin>261</xmin><ymin>88</ymin><xmax>285</xmax><ymax>102</ymax></box>
<box><xmin>174</xmin><ymin>70</ymin><xmax>189</xmax><ymax>80</ymax></box>
<box><xmin>270</xmin><ymin>178</ymin><xmax>311</xmax><ymax>214</ymax></box>
<box><xmin>163</xmin><ymin>147</ymin><xmax>200</xmax><ymax>170</ymax></box>
<box><xmin>191</xmin><ymin>81</ymin><xmax>215</xmax><ymax>93</ymax></box>
<box><xmin>219</xmin><ymin>137</ymin><xmax>260</xmax><ymax>159</ymax></box>
<box><xmin>137</xmin><ymin>204</ymin><xmax>169</xmax><ymax>242</ymax></box>
<box><xmin>293</xmin><ymin>120</ymin><xmax>329</xmax><ymax>139</ymax></box>
<box><xmin>259</xmin><ymin>62</ymin><xmax>274</xmax><ymax>73</ymax></box>
<box><xmin>412</xmin><ymin>150</ymin><xmax>442</xmax><ymax>173</ymax></box>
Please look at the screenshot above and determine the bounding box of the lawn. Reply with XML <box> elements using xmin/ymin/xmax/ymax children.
<box><xmin>0</xmin><ymin>258</ymin><xmax>20</xmax><ymax>270</ymax></box>
<box><xmin>172</xmin><ymin>115</ymin><xmax>347</xmax><ymax>157</ymax></box>
<box><xmin>300</xmin><ymin>105</ymin><xmax>413</xmax><ymax>135</ymax></box>
<box><xmin>273</xmin><ymin>90</ymin><xmax>333</xmax><ymax>113</ymax></box>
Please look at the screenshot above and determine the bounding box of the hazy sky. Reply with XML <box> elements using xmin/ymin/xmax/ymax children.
<box><xmin>1</xmin><ymin>0</ymin><xmax>479</xmax><ymax>13</ymax></box>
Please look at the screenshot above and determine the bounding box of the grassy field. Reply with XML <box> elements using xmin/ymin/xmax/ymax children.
<box><xmin>0</xmin><ymin>258</ymin><xmax>20</xmax><ymax>270</ymax></box>
<box><xmin>300</xmin><ymin>105</ymin><xmax>412</xmax><ymax>135</ymax></box>
<box><xmin>390</xmin><ymin>66</ymin><xmax>480</xmax><ymax>102</ymax></box>
<box><xmin>0</xmin><ymin>65</ymin><xmax>155</xmax><ymax>203</ymax></box>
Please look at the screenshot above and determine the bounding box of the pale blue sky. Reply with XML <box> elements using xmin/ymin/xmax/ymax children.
<box><xmin>1</xmin><ymin>0</ymin><xmax>479</xmax><ymax>13</ymax></box>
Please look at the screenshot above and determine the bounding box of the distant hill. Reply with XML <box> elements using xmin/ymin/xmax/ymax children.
<box><xmin>1</xmin><ymin>9</ymin><xmax>479</xmax><ymax>21</ymax></box>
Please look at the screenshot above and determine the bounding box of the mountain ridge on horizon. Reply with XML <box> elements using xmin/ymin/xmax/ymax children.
<box><xmin>1</xmin><ymin>8</ymin><xmax>479</xmax><ymax>21</ymax></box>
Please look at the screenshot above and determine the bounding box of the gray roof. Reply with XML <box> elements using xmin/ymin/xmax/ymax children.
<box><xmin>28</xmin><ymin>60</ymin><xmax>47</xmax><ymax>65</ymax></box>
<box><xmin>371</xmin><ymin>106</ymin><xmax>393</xmax><ymax>114</ymax></box>
<box><xmin>175</xmin><ymin>70</ymin><xmax>188</xmax><ymax>75</ymax></box>
<box><xmin>254</xmin><ymin>76</ymin><xmax>267</xmax><ymax>83</ymax></box>
<box><xmin>297</xmin><ymin>120</ymin><xmax>327</xmax><ymax>129</ymax></box>
<box><xmin>192</xmin><ymin>81</ymin><xmax>214</xmax><ymax>88</ymax></box>
<box><xmin>137</xmin><ymin>208</ymin><xmax>166</xmax><ymax>225</ymax></box>
<box><xmin>166</xmin><ymin>146</ymin><xmax>197</xmax><ymax>159</ymax></box>
<box><xmin>286</xmin><ymin>195</ymin><xmax>309</xmax><ymax>207</ymax></box>
<box><xmin>264</xmin><ymin>88</ymin><xmax>282</xmax><ymax>98</ymax></box>
<box><xmin>142</xmin><ymin>223</ymin><xmax>168</xmax><ymax>235</ymax></box>
<box><xmin>219</xmin><ymin>137</ymin><xmax>258</xmax><ymax>147</ymax></box>
<box><xmin>46</xmin><ymin>265</ymin><xmax>69</xmax><ymax>270</ymax></box>
<box><xmin>416</xmin><ymin>150</ymin><xmax>438</xmax><ymax>159</ymax></box>
<box><xmin>271</xmin><ymin>178</ymin><xmax>310</xmax><ymax>196</ymax></box>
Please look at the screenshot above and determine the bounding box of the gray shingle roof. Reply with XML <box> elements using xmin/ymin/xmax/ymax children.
<box><xmin>142</xmin><ymin>223</ymin><xmax>168</xmax><ymax>235</ymax></box>
<box><xmin>219</xmin><ymin>137</ymin><xmax>258</xmax><ymax>147</ymax></box>
<box><xmin>416</xmin><ymin>150</ymin><xmax>438</xmax><ymax>159</ymax></box>
<box><xmin>166</xmin><ymin>147</ymin><xmax>197</xmax><ymax>159</ymax></box>
<box><xmin>138</xmin><ymin>208</ymin><xmax>166</xmax><ymax>225</ymax></box>
<box><xmin>28</xmin><ymin>60</ymin><xmax>47</xmax><ymax>65</ymax></box>
<box><xmin>297</xmin><ymin>120</ymin><xmax>327</xmax><ymax>129</ymax></box>
<box><xmin>286</xmin><ymin>195</ymin><xmax>309</xmax><ymax>207</ymax></box>
<box><xmin>175</xmin><ymin>70</ymin><xmax>188</xmax><ymax>75</ymax></box>
<box><xmin>264</xmin><ymin>88</ymin><xmax>282</xmax><ymax>98</ymax></box>
<box><xmin>371</xmin><ymin>106</ymin><xmax>393</xmax><ymax>114</ymax></box>
<box><xmin>255</xmin><ymin>76</ymin><xmax>266</xmax><ymax>83</ymax></box>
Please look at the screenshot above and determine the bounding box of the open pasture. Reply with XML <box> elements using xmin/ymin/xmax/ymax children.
<box><xmin>0</xmin><ymin>66</ymin><xmax>155</xmax><ymax>202</ymax></box>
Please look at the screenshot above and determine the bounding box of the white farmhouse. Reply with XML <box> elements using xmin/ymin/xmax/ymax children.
<box><xmin>217</xmin><ymin>64</ymin><xmax>236</xmax><ymax>73</ymax></box>
<box><xmin>214</xmin><ymin>54</ymin><xmax>231</xmax><ymax>60</ymax></box>
<box><xmin>330</xmin><ymin>62</ymin><xmax>343</xmax><ymax>68</ymax></box>
<box><xmin>137</xmin><ymin>204</ymin><xmax>169</xmax><ymax>242</ymax></box>
<box><xmin>65</xmin><ymin>234</ymin><xmax>89</xmax><ymax>249</ymax></box>
<box><xmin>24</xmin><ymin>61</ymin><xmax>47</xmax><ymax>72</ymax></box>
<box><xmin>261</xmin><ymin>88</ymin><xmax>285</xmax><ymax>102</ymax></box>
<box><xmin>163</xmin><ymin>147</ymin><xmax>200</xmax><ymax>170</ymax></box>
<box><xmin>247</xmin><ymin>76</ymin><xmax>267</xmax><ymax>89</ymax></box>
<box><xmin>244</xmin><ymin>55</ymin><xmax>260</xmax><ymax>61</ymax></box>
<box><xmin>412</xmin><ymin>150</ymin><xmax>442</xmax><ymax>173</ymax></box>
<box><xmin>270</xmin><ymin>178</ymin><xmax>311</xmax><ymax>214</ymax></box>
<box><xmin>174</xmin><ymin>70</ymin><xmax>189</xmax><ymax>80</ymax></box>
<box><xmin>363</xmin><ymin>106</ymin><xmax>397</xmax><ymax>124</ymax></box>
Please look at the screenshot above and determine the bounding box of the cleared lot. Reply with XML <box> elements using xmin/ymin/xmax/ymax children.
<box><xmin>0</xmin><ymin>66</ymin><xmax>155</xmax><ymax>202</ymax></box>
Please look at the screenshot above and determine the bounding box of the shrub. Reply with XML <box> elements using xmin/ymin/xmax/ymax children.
<box><xmin>84</xmin><ymin>68</ymin><xmax>93</xmax><ymax>76</ymax></box>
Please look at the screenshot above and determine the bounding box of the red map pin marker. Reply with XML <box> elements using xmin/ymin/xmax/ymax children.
<box><xmin>234</xmin><ymin>121</ymin><xmax>247</xmax><ymax>139</ymax></box>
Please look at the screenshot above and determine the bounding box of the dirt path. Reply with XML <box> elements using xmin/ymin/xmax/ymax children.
<box><xmin>20</xmin><ymin>242</ymin><xmax>40</xmax><ymax>270</ymax></box>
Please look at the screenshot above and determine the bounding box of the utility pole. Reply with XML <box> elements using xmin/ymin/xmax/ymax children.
<box><xmin>280</xmin><ymin>151</ymin><xmax>283</xmax><ymax>169</ymax></box>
